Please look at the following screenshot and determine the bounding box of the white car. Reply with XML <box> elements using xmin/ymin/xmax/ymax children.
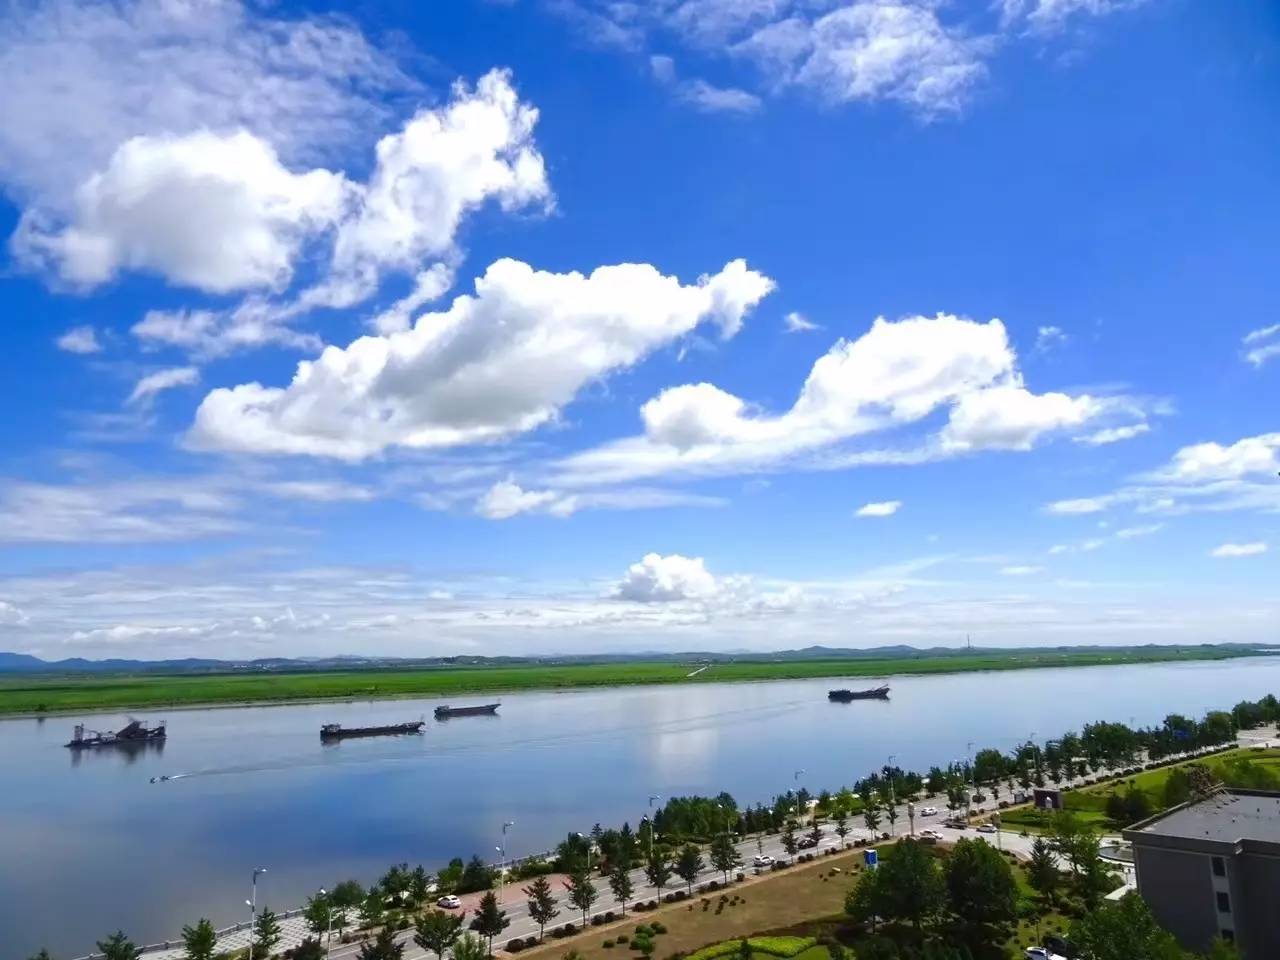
<box><xmin>920</xmin><ymin>806</ymin><xmax>938</xmax><ymax>816</ymax></box>
<box><xmin>753</xmin><ymin>854</ymin><xmax>775</xmax><ymax>866</ymax></box>
<box><xmin>919</xmin><ymin>829</ymin><xmax>944</xmax><ymax>841</ymax></box>
<box><xmin>1024</xmin><ymin>948</ymin><xmax>1067</xmax><ymax>960</ymax></box>
<box><xmin>436</xmin><ymin>894</ymin><xmax>462</xmax><ymax>909</ymax></box>
<box><xmin>976</xmin><ymin>823</ymin><xmax>997</xmax><ymax>834</ymax></box>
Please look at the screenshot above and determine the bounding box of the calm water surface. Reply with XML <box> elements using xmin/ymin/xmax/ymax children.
<box><xmin>4</xmin><ymin>657</ymin><xmax>1279</xmax><ymax>957</ymax></box>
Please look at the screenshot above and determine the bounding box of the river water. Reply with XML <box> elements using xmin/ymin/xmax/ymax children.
<box><xmin>4</xmin><ymin>656</ymin><xmax>1278</xmax><ymax>957</ymax></box>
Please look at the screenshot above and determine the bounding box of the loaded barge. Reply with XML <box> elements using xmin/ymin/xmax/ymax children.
<box><xmin>66</xmin><ymin>719</ymin><xmax>166</xmax><ymax>749</ymax></box>
<box><xmin>320</xmin><ymin>720</ymin><xmax>425</xmax><ymax>741</ymax></box>
<box><xmin>828</xmin><ymin>685</ymin><xmax>890</xmax><ymax>702</ymax></box>
<box><xmin>434</xmin><ymin>703</ymin><xmax>500</xmax><ymax>719</ymax></box>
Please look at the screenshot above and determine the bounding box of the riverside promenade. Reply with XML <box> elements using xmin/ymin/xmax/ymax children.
<box><xmin>82</xmin><ymin>733</ymin><xmax>1271</xmax><ymax>960</ymax></box>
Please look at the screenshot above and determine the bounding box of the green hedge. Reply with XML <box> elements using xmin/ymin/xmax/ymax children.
<box><xmin>686</xmin><ymin>937</ymin><xmax>817</xmax><ymax>960</ymax></box>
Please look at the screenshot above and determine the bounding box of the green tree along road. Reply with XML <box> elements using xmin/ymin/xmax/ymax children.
<box><xmin>523</xmin><ymin>875</ymin><xmax>560</xmax><ymax>940</ymax></box>
<box><xmin>180</xmin><ymin>918</ymin><xmax>217</xmax><ymax>960</ymax></box>
<box><xmin>413</xmin><ymin>910</ymin><xmax>466</xmax><ymax>960</ymax></box>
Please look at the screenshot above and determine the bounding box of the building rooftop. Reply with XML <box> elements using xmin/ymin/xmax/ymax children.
<box><xmin>1131</xmin><ymin>790</ymin><xmax>1280</xmax><ymax>846</ymax></box>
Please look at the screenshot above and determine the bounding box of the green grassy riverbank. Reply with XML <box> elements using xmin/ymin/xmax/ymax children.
<box><xmin>0</xmin><ymin>644</ymin><xmax>1265</xmax><ymax>716</ymax></box>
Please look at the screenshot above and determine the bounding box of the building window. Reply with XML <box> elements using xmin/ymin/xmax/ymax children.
<box><xmin>1211</xmin><ymin>856</ymin><xmax>1226</xmax><ymax>877</ymax></box>
<box><xmin>1216</xmin><ymin>891</ymin><xmax>1231</xmax><ymax>914</ymax></box>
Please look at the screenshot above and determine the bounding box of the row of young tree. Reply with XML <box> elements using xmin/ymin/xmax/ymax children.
<box><xmin>48</xmin><ymin>695</ymin><xmax>1274</xmax><ymax>960</ymax></box>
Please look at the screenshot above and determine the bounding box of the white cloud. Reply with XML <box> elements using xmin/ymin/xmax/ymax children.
<box><xmin>1000</xmin><ymin>565</ymin><xmax>1042</xmax><ymax>575</ymax></box>
<box><xmin>1000</xmin><ymin>0</ymin><xmax>1149</xmax><ymax>33</ymax></box>
<box><xmin>258</xmin><ymin>480</ymin><xmax>375</xmax><ymax>503</ymax></box>
<box><xmin>766</xmin><ymin>3</ymin><xmax>994</xmax><ymax>116</ymax></box>
<box><xmin>1034</xmin><ymin>325</ymin><xmax>1067</xmax><ymax>353</ymax></box>
<box><xmin>1044</xmin><ymin>432</ymin><xmax>1280</xmax><ymax>520</ymax></box>
<box><xmin>1046</xmin><ymin>496</ymin><xmax>1111</xmax><ymax>515</ymax></box>
<box><xmin>1243</xmin><ymin>324</ymin><xmax>1280</xmax><ymax>368</ymax></box>
<box><xmin>319</xmin><ymin>69</ymin><xmax>551</xmax><ymax>305</ymax></box>
<box><xmin>55</xmin><ymin>325</ymin><xmax>102</xmax><ymax>354</ymax></box>
<box><xmin>16</xmin><ymin>68</ymin><xmax>548</xmax><ymax>313</ymax></box>
<box><xmin>0</xmin><ymin>0</ymin><xmax>407</xmax><ymax>207</ymax></box>
<box><xmin>784</xmin><ymin>311</ymin><xmax>820</xmax><ymax>333</ymax></box>
<box><xmin>190</xmin><ymin>257</ymin><xmax>775</xmax><ymax>459</ymax></box>
<box><xmin>614</xmin><ymin>552</ymin><xmax>722</xmax><ymax>602</ymax></box>
<box><xmin>131</xmin><ymin>305</ymin><xmax>322</xmax><ymax>360</ymax></box>
<box><xmin>14</xmin><ymin>131</ymin><xmax>352</xmax><ymax>293</ymax></box>
<box><xmin>367</xmin><ymin>264</ymin><xmax>456</xmax><ymax>335</ymax></box>
<box><xmin>128</xmin><ymin>366</ymin><xmax>200</xmax><ymax>406</ymax></box>
<box><xmin>475</xmin><ymin>479</ymin><xmax>727</xmax><ymax>519</ymax></box>
<box><xmin>1075</xmin><ymin>423</ymin><xmax>1149</xmax><ymax>446</ymax></box>
<box><xmin>648</xmin><ymin>53</ymin><xmax>762</xmax><ymax>113</ymax></box>
<box><xmin>940</xmin><ymin>384</ymin><xmax>1102</xmax><ymax>452</ymax></box>
<box><xmin>1210</xmin><ymin>542</ymin><xmax>1267</xmax><ymax>559</ymax></box>
<box><xmin>476</xmin><ymin>480</ymin><xmax>565</xmax><ymax>520</ymax></box>
<box><xmin>1114</xmin><ymin>523</ymin><xmax>1163</xmax><ymax>539</ymax></box>
<box><xmin>0</xmin><ymin>479</ymin><xmax>240</xmax><ymax>544</ymax></box>
<box><xmin>0</xmin><ymin>600</ymin><xmax>28</xmax><ymax>626</ymax></box>
<box><xmin>1158</xmin><ymin>433</ymin><xmax>1280</xmax><ymax>484</ymax></box>
<box><xmin>856</xmin><ymin>500</ymin><xmax>902</xmax><ymax>517</ymax></box>
<box><xmin>557</xmin><ymin>313</ymin><xmax>1116</xmax><ymax>486</ymax></box>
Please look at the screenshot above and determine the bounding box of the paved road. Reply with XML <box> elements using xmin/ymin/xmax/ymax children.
<box><xmin>134</xmin><ymin>734</ymin><xmax>1265</xmax><ymax>960</ymax></box>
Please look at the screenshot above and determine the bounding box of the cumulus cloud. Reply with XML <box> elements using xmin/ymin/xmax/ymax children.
<box><xmin>128</xmin><ymin>366</ymin><xmax>200</xmax><ymax>406</ymax></box>
<box><xmin>1210</xmin><ymin>542</ymin><xmax>1267</xmax><ymax>559</ymax></box>
<box><xmin>614</xmin><ymin>552</ymin><xmax>722</xmax><ymax>602</ymax></box>
<box><xmin>1044</xmin><ymin>432</ymin><xmax>1280</xmax><ymax>519</ymax></box>
<box><xmin>17</xmin><ymin>68</ymin><xmax>549</xmax><ymax>317</ymax></box>
<box><xmin>190</xmin><ymin>257</ymin><xmax>775</xmax><ymax>459</ymax></box>
<box><xmin>14</xmin><ymin>131</ymin><xmax>352</xmax><ymax>293</ymax></box>
<box><xmin>1034</xmin><ymin>325</ymin><xmax>1067</xmax><ymax>353</ymax></box>
<box><xmin>856</xmin><ymin>500</ymin><xmax>902</xmax><ymax>517</ymax></box>
<box><xmin>131</xmin><ymin>305</ymin><xmax>323</xmax><ymax>360</ymax></box>
<box><xmin>999</xmin><ymin>0</ymin><xmax>1148</xmax><ymax>32</ymax></box>
<box><xmin>476</xmin><ymin>480</ymin><xmax>566</xmax><ymax>520</ymax></box>
<box><xmin>55</xmin><ymin>325</ymin><xmax>102</xmax><ymax>354</ymax></box>
<box><xmin>0</xmin><ymin>0</ymin><xmax>408</xmax><ymax>207</ymax></box>
<box><xmin>557</xmin><ymin>313</ymin><xmax>1120</xmax><ymax>486</ymax></box>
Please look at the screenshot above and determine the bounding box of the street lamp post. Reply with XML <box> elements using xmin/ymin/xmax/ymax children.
<box><xmin>887</xmin><ymin>755</ymin><xmax>896</xmax><ymax>836</ymax></box>
<box><xmin>793</xmin><ymin>769</ymin><xmax>805</xmax><ymax>818</ymax></box>
<box><xmin>318</xmin><ymin>888</ymin><xmax>335</xmax><ymax>960</ymax></box>
<box><xmin>498</xmin><ymin>821</ymin><xmax>515</xmax><ymax>901</ymax></box>
<box><xmin>574</xmin><ymin>832</ymin><xmax>593</xmax><ymax>874</ymax></box>
<box><xmin>247</xmin><ymin>867</ymin><xmax>266</xmax><ymax>960</ymax></box>
<box><xmin>647</xmin><ymin>795</ymin><xmax>661</xmax><ymax>859</ymax></box>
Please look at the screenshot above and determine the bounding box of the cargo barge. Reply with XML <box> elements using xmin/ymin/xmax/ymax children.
<box><xmin>828</xmin><ymin>685</ymin><xmax>890</xmax><ymax>702</ymax></box>
<box><xmin>66</xmin><ymin>719</ymin><xmax>167</xmax><ymax>749</ymax></box>
<box><xmin>320</xmin><ymin>720</ymin><xmax>425</xmax><ymax>740</ymax></box>
<box><xmin>434</xmin><ymin>703</ymin><xmax>500</xmax><ymax>719</ymax></box>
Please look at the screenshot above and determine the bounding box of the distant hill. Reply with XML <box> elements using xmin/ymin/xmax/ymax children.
<box><xmin>0</xmin><ymin>642</ymin><xmax>1267</xmax><ymax>675</ymax></box>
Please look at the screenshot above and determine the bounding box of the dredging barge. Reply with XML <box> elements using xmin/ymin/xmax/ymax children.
<box><xmin>434</xmin><ymin>703</ymin><xmax>500</xmax><ymax>719</ymax></box>
<box><xmin>66</xmin><ymin>719</ymin><xmax>167</xmax><ymax>749</ymax></box>
<box><xmin>320</xmin><ymin>720</ymin><xmax>425</xmax><ymax>740</ymax></box>
<box><xmin>828</xmin><ymin>685</ymin><xmax>890</xmax><ymax>702</ymax></box>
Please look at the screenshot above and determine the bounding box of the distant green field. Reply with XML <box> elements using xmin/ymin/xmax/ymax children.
<box><xmin>0</xmin><ymin>645</ymin><xmax>1262</xmax><ymax>715</ymax></box>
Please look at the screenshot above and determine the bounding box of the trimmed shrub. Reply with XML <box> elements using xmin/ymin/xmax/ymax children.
<box><xmin>617</xmin><ymin>935</ymin><xmax>630</xmax><ymax>944</ymax></box>
<box><xmin>604</xmin><ymin>940</ymin><xmax>615</xmax><ymax>949</ymax></box>
<box><xmin>651</xmin><ymin>922</ymin><xmax>667</xmax><ymax>935</ymax></box>
<box><xmin>507</xmin><ymin>938</ymin><xmax>525</xmax><ymax>952</ymax></box>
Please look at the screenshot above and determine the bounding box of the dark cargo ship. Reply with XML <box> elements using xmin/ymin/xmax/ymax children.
<box><xmin>828</xmin><ymin>685</ymin><xmax>890</xmax><ymax>702</ymax></box>
<box><xmin>434</xmin><ymin>703</ymin><xmax>500</xmax><ymax>719</ymax></box>
<box><xmin>66</xmin><ymin>719</ymin><xmax>167</xmax><ymax>749</ymax></box>
<box><xmin>320</xmin><ymin>720</ymin><xmax>425</xmax><ymax>740</ymax></box>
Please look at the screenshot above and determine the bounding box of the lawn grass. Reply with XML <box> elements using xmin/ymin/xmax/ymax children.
<box><xmin>0</xmin><ymin>645</ymin><xmax>1262</xmax><ymax>715</ymax></box>
<box><xmin>1000</xmin><ymin>745</ymin><xmax>1280</xmax><ymax>834</ymax></box>
<box><xmin>519</xmin><ymin>850</ymin><xmax>868</xmax><ymax>960</ymax></box>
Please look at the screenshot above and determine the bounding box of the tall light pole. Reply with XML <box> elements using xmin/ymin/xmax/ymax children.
<box><xmin>887</xmin><ymin>755</ymin><xmax>896</xmax><ymax>836</ymax></box>
<box><xmin>318</xmin><ymin>887</ymin><xmax>335</xmax><ymax>960</ymax></box>
<box><xmin>647</xmin><ymin>795</ymin><xmax>661</xmax><ymax>859</ymax></box>
<box><xmin>793</xmin><ymin>769</ymin><xmax>805</xmax><ymax>818</ymax></box>
<box><xmin>247</xmin><ymin>867</ymin><xmax>266</xmax><ymax>960</ymax></box>
<box><xmin>498</xmin><ymin>821</ymin><xmax>515</xmax><ymax>901</ymax></box>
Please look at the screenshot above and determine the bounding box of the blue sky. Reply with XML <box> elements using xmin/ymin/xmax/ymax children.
<box><xmin>0</xmin><ymin>0</ymin><xmax>1277</xmax><ymax>659</ymax></box>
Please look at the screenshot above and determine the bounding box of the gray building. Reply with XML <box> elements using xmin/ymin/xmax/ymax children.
<box><xmin>1124</xmin><ymin>788</ymin><xmax>1280</xmax><ymax>959</ymax></box>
